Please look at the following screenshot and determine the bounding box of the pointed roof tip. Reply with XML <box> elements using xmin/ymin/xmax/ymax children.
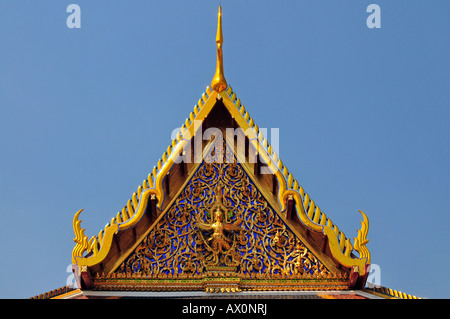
<box><xmin>216</xmin><ymin>6</ymin><xmax>223</xmax><ymax>44</ymax></box>
<box><xmin>211</xmin><ymin>5</ymin><xmax>227</xmax><ymax>93</ymax></box>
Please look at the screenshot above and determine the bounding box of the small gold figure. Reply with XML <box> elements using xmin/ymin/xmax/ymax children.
<box><xmin>196</xmin><ymin>206</ymin><xmax>242</xmax><ymax>266</ymax></box>
<box><xmin>197</xmin><ymin>207</ymin><xmax>240</xmax><ymax>251</ymax></box>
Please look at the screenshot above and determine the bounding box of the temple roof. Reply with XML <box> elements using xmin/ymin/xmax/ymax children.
<box><xmin>66</xmin><ymin>7</ymin><xmax>376</xmax><ymax>295</ymax></box>
<box><xmin>23</xmin><ymin>5</ymin><xmax>428</xmax><ymax>301</ymax></box>
<box><xmin>71</xmin><ymin>80</ymin><xmax>371</xmax><ymax>286</ymax></box>
<box><xmin>24</xmin><ymin>6</ymin><xmax>427</xmax><ymax>301</ymax></box>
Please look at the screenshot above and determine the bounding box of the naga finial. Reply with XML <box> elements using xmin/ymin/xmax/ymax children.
<box><xmin>72</xmin><ymin>209</ymin><xmax>89</xmax><ymax>264</ymax></box>
<box><xmin>353</xmin><ymin>210</ymin><xmax>371</xmax><ymax>264</ymax></box>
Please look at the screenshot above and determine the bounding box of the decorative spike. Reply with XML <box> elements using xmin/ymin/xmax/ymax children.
<box><xmin>185</xmin><ymin>118</ymin><xmax>190</xmax><ymax>128</ymax></box>
<box><xmin>176</xmin><ymin>132</ymin><xmax>182</xmax><ymax>142</ymax></box>
<box><xmin>334</xmin><ymin>225</ymin><xmax>339</xmax><ymax>238</ymax></box>
<box><xmin>344</xmin><ymin>239</ymin><xmax>353</xmax><ymax>257</ymax></box>
<box><xmin>111</xmin><ymin>217</ymin><xmax>116</xmax><ymax>225</ymax></box>
<box><xmin>257</xmin><ymin>131</ymin><xmax>263</xmax><ymax>142</ymax></box>
<box><xmin>313</xmin><ymin>206</ymin><xmax>321</xmax><ymax>224</ymax></box>
<box><xmin>303</xmin><ymin>193</ymin><xmax>310</xmax><ymax>209</ymax></box>
<box><xmin>254</xmin><ymin>124</ymin><xmax>259</xmax><ymax>135</ymax></box>
<box><xmin>226</xmin><ymin>85</ymin><xmax>232</xmax><ymax>95</ymax></box>
<box><xmin>189</xmin><ymin>112</ymin><xmax>195</xmax><ymax>123</ymax></box>
<box><xmin>137</xmin><ymin>186</ymin><xmax>142</xmax><ymax>199</ymax></box>
<box><xmin>235</xmin><ymin>98</ymin><xmax>241</xmax><ymax>108</ymax></box>
<box><xmin>239</xmin><ymin>105</ymin><xmax>245</xmax><ymax>115</ymax></box>
<box><xmin>157</xmin><ymin>159</ymin><xmax>163</xmax><ymax>170</ymax></box>
<box><xmin>167</xmin><ymin>145</ymin><xmax>172</xmax><ymax>157</ymax></box>
<box><xmin>89</xmin><ymin>237</ymin><xmax>97</xmax><ymax>255</ymax></box>
<box><xmin>152</xmin><ymin>166</ymin><xmax>158</xmax><ymax>178</ymax></box>
<box><xmin>193</xmin><ymin>105</ymin><xmax>200</xmax><ymax>115</ymax></box>
<box><xmin>339</xmin><ymin>232</ymin><xmax>346</xmax><ymax>252</ymax></box>
<box><xmin>320</xmin><ymin>213</ymin><xmax>327</xmax><ymax>225</ymax></box>
<box><xmin>272</xmin><ymin>151</ymin><xmax>278</xmax><ymax>163</ymax></box>
<box><xmin>299</xmin><ymin>186</ymin><xmax>305</xmax><ymax>197</ymax></box>
<box><xmin>132</xmin><ymin>192</ymin><xmax>139</xmax><ymax>208</ymax></box>
<box><xmin>287</xmin><ymin>173</ymin><xmax>294</xmax><ymax>189</ymax></box>
<box><xmin>162</xmin><ymin>152</ymin><xmax>168</xmax><ymax>163</ymax></box>
<box><xmin>116</xmin><ymin>211</ymin><xmax>122</xmax><ymax>224</ymax></box>
<box><xmin>326</xmin><ymin>218</ymin><xmax>333</xmax><ymax>228</ymax></box>
<box><xmin>198</xmin><ymin>98</ymin><xmax>204</xmax><ymax>108</ymax></box>
<box><xmin>180</xmin><ymin>124</ymin><xmax>186</xmax><ymax>135</ymax></box>
<box><xmin>202</xmin><ymin>93</ymin><xmax>207</xmax><ymax>102</ymax></box>
<box><xmin>262</xmin><ymin>138</ymin><xmax>268</xmax><ymax>149</ymax></box>
<box><xmin>282</xmin><ymin>166</ymin><xmax>288</xmax><ymax>178</ymax></box>
<box><xmin>248</xmin><ymin>118</ymin><xmax>254</xmax><ymax>127</ymax></box>
<box><xmin>98</xmin><ymin>229</ymin><xmax>104</xmax><ymax>245</ymax></box>
<box><xmin>210</xmin><ymin>8</ymin><xmax>228</xmax><ymax>93</ymax></box>
<box><xmin>244</xmin><ymin>111</ymin><xmax>250</xmax><ymax>121</ymax></box>
<box><xmin>267</xmin><ymin>145</ymin><xmax>272</xmax><ymax>155</ymax></box>
<box><xmin>127</xmin><ymin>199</ymin><xmax>134</xmax><ymax>216</ymax></box>
<box><xmin>148</xmin><ymin>173</ymin><xmax>154</xmax><ymax>188</ymax></box>
<box><xmin>142</xmin><ymin>179</ymin><xmax>148</xmax><ymax>190</ymax></box>
<box><xmin>122</xmin><ymin>207</ymin><xmax>129</xmax><ymax>221</ymax></box>
<box><xmin>206</xmin><ymin>86</ymin><xmax>212</xmax><ymax>96</ymax></box>
<box><xmin>293</xmin><ymin>179</ymin><xmax>299</xmax><ymax>191</ymax></box>
<box><xmin>230</xmin><ymin>92</ymin><xmax>236</xmax><ymax>101</ymax></box>
<box><xmin>307</xmin><ymin>199</ymin><xmax>315</xmax><ymax>219</ymax></box>
<box><xmin>277</xmin><ymin>159</ymin><xmax>283</xmax><ymax>170</ymax></box>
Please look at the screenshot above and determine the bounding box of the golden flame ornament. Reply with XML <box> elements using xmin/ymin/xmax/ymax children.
<box><xmin>211</xmin><ymin>6</ymin><xmax>228</xmax><ymax>93</ymax></box>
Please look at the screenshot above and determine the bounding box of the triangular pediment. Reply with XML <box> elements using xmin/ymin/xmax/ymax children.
<box><xmin>72</xmin><ymin>86</ymin><xmax>370</xmax><ymax>291</ymax></box>
<box><xmin>94</xmin><ymin>136</ymin><xmax>348</xmax><ymax>292</ymax></box>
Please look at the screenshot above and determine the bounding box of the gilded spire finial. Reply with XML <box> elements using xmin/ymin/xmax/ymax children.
<box><xmin>211</xmin><ymin>6</ymin><xmax>227</xmax><ymax>93</ymax></box>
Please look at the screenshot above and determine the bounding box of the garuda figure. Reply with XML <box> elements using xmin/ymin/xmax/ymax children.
<box><xmin>196</xmin><ymin>205</ymin><xmax>242</xmax><ymax>267</ymax></box>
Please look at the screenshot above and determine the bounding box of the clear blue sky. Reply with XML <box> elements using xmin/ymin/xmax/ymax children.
<box><xmin>0</xmin><ymin>0</ymin><xmax>448</xmax><ymax>299</ymax></box>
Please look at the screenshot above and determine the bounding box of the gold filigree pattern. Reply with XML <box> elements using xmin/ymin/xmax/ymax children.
<box><xmin>116</xmin><ymin>141</ymin><xmax>331</xmax><ymax>280</ymax></box>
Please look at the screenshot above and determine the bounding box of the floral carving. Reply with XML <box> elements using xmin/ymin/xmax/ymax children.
<box><xmin>117</xmin><ymin>141</ymin><xmax>330</xmax><ymax>279</ymax></box>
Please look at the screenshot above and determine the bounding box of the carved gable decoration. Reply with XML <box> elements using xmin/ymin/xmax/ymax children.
<box><xmin>92</xmin><ymin>140</ymin><xmax>348</xmax><ymax>292</ymax></box>
<box><xmin>71</xmin><ymin>8</ymin><xmax>371</xmax><ymax>294</ymax></box>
